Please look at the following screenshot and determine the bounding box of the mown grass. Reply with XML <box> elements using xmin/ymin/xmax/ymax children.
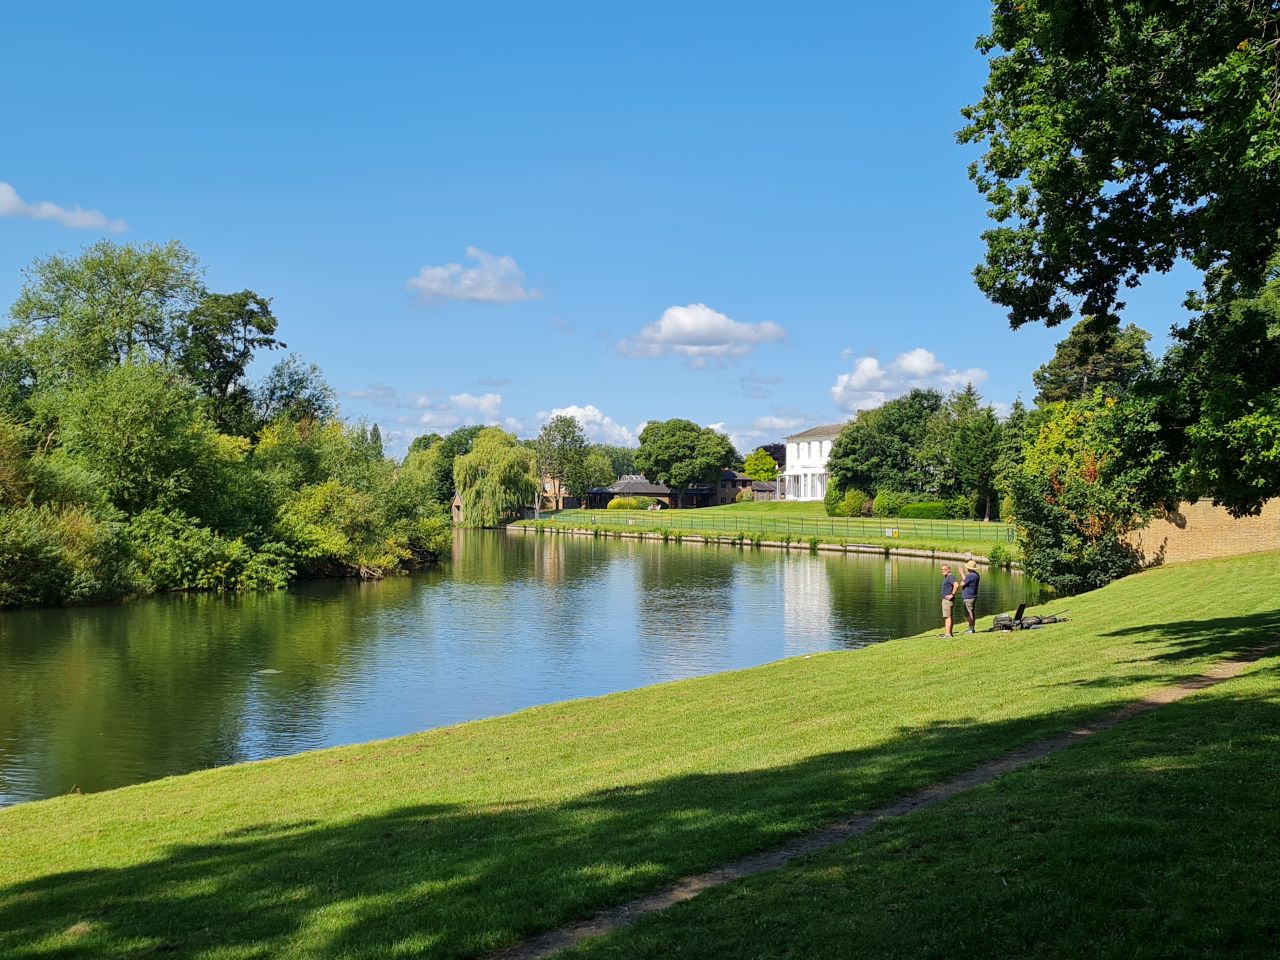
<box><xmin>521</xmin><ymin>503</ymin><xmax>1014</xmax><ymax>560</ymax></box>
<box><xmin>2</xmin><ymin>552</ymin><xmax>1277</xmax><ymax>959</ymax></box>
<box><xmin>568</xmin><ymin>660</ymin><xmax>1280</xmax><ymax>960</ymax></box>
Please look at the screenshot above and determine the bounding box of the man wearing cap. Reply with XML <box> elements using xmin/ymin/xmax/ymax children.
<box><xmin>960</xmin><ymin>559</ymin><xmax>981</xmax><ymax>634</ymax></box>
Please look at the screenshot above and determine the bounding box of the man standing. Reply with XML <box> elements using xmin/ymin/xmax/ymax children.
<box><xmin>940</xmin><ymin>563</ymin><xmax>959</xmax><ymax>637</ymax></box>
<box><xmin>961</xmin><ymin>558</ymin><xmax>981</xmax><ymax>634</ymax></box>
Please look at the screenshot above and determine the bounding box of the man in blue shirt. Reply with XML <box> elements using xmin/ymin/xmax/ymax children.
<box><xmin>961</xmin><ymin>559</ymin><xmax>981</xmax><ymax>634</ymax></box>
<box><xmin>940</xmin><ymin>563</ymin><xmax>959</xmax><ymax>637</ymax></box>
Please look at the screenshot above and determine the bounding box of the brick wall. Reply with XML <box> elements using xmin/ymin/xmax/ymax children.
<box><xmin>1129</xmin><ymin>501</ymin><xmax>1280</xmax><ymax>565</ymax></box>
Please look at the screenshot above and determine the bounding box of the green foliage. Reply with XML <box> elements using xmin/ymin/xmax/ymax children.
<box><xmin>1009</xmin><ymin>393</ymin><xmax>1171</xmax><ymax>592</ymax></box>
<box><xmin>591</xmin><ymin>444</ymin><xmax>636</xmax><ymax>477</ymax></box>
<box><xmin>1033</xmin><ymin>316</ymin><xmax>1153</xmax><ymax>405</ymax></box>
<box><xmin>176</xmin><ymin>290</ymin><xmax>284</xmax><ymax>435</ymax></box>
<box><xmin>825</xmin><ymin>483</ymin><xmax>869</xmax><ymax>518</ymax></box>
<box><xmin>129</xmin><ymin>509</ymin><xmax>293</xmax><ymax>592</ymax></box>
<box><xmin>872</xmin><ymin>490</ymin><xmax>911</xmax><ymax>518</ymax></box>
<box><xmin>6</xmin><ymin>240</ymin><xmax>203</xmax><ymax>387</ymax></box>
<box><xmin>960</xmin><ymin>1</ymin><xmax>1280</xmax><ymax>327</ymax></box>
<box><xmin>606</xmin><ymin>496</ymin><xmax>660</xmax><ymax>511</ymax></box>
<box><xmin>986</xmin><ymin>543</ymin><xmax>1012</xmax><ymax>568</ymax></box>
<box><xmin>1156</xmin><ymin>260</ymin><xmax>1280</xmax><ymax>516</ymax></box>
<box><xmin>0</xmin><ymin>241</ymin><xmax>454</xmax><ymax>607</ymax></box>
<box><xmin>0</xmin><ymin>504</ymin><xmax>132</xmax><ymax>606</ymax></box>
<box><xmin>828</xmin><ymin>390</ymin><xmax>941</xmax><ymax>494</ymax></box>
<box><xmin>38</xmin><ymin>362</ymin><xmax>225</xmax><ymax>516</ymax></box>
<box><xmin>734</xmin><ymin>488</ymin><xmax>754</xmax><ymax>503</ymax></box>
<box><xmin>536</xmin><ymin>414</ymin><xmax>588</xmax><ymax>508</ymax></box>
<box><xmin>454</xmin><ymin>427</ymin><xmax>538</xmax><ymax>527</ymax></box>
<box><xmin>742</xmin><ymin>448</ymin><xmax>778</xmax><ymax>482</ymax></box>
<box><xmin>571</xmin><ymin>450</ymin><xmax>616</xmax><ymax>497</ymax></box>
<box><xmin>635</xmin><ymin>419</ymin><xmax>739</xmax><ymax>505</ymax></box>
<box><xmin>253</xmin><ymin>353</ymin><xmax>337</xmax><ymax>426</ymax></box>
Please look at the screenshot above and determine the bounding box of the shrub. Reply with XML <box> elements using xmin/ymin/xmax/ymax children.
<box><xmin>0</xmin><ymin>504</ymin><xmax>133</xmax><ymax>607</ymax></box>
<box><xmin>841</xmin><ymin>488</ymin><xmax>870</xmax><ymax>517</ymax></box>
<box><xmin>987</xmin><ymin>543</ymin><xmax>1013</xmax><ymax>568</ymax></box>
<box><xmin>606</xmin><ymin>496</ymin><xmax>637</xmax><ymax>510</ymax></box>
<box><xmin>735</xmin><ymin>488</ymin><xmax>754</xmax><ymax>503</ymax></box>
<box><xmin>128</xmin><ymin>509</ymin><xmax>293</xmax><ymax>592</ymax></box>
<box><xmin>899</xmin><ymin>501</ymin><xmax>949</xmax><ymax>520</ymax></box>
<box><xmin>823</xmin><ymin>483</ymin><xmax>844</xmax><ymax>517</ymax></box>
<box><xmin>872</xmin><ymin>489</ymin><xmax>911</xmax><ymax>518</ymax></box>
<box><xmin>946</xmin><ymin>495</ymin><xmax>977</xmax><ymax>519</ymax></box>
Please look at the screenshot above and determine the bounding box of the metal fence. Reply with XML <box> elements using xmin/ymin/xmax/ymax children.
<box><xmin>544</xmin><ymin>510</ymin><xmax>1016</xmax><ymax>543</ymax></box>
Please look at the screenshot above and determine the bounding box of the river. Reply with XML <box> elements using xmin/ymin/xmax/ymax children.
<box><xmin>0</xmin><ymin>530</ymin><xmax>1044</xmax><ymax>805</ymax></box>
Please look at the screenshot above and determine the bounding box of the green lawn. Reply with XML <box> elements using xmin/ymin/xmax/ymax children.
<box><xmin>526</xmin><ymin>503</ymin><xmax>1015</xmax><ymax>559</ymax></box>
<box><xmin>568</xmin><ymin>658</ymin><xmax>1280</xmax><ymax>959</ymax></box>
<box><xmin>2</xmin><ymin>552</ymin><xmax>1277</xmax><ymax>959</ymax></box>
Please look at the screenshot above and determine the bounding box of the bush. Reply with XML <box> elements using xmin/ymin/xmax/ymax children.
<box><xmin>128</xmin><ymin>509</ymin><xmax>293</xmax><ymax>592</ymax></box>
<box><xmin>899</xmin><ymin>501</ymin><xmax>950</xmax><ymax>520</ymax></box>
<box><xmin>872</xmin><ymin>489</ymin><xmax>911</xmax><ymax>518</ymax></box>
<box><xmin>0</xmin><ymin>504</ymin><xmax>132</xmax><ymax>607</ymax></box>
<box><xmin>987</xmin><ymin>543</ymin><xmax>1013</xmax><ymax>568</ymax></box>
<box><xmin>823</xmin><ymin>483</ymin><xmax>844</xmax><ymax>517</ymax></box>
<box><xmin>606</xmin><ymin>496</ymin><xmax>637</xmax><ymax>510</ymax></box>
<box><xmin>841</xmin><ymin>488</ymin><xmax>870</xmax><ymax>517</ymax></box>
<box><xmin>946</xmin><ymin>495</ymin><xmax>977</xmax><ymax>520</ymax></box>
<box><xmin>735</xmin><ymin>488</ymin><xmax>754</xmax><ymax>503</ymax></box>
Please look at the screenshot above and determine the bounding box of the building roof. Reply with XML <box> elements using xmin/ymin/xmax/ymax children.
<box><xmin>783</xmin><ymin>423</ymin><xmax>846</xmax><ymax>442</ymax></box>
<box><xmin>608</xmin><ymin>474</ymin><xmax>671</xmax><ymax>496</ymax></box>
<box><xmin>751</xmin><ymin>480</ymin><xmax>778</xmax><ymax>492</ymax></box>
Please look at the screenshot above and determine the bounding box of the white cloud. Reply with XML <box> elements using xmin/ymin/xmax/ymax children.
<box><xmin>414</xmin><ymin>391</ymin><xmax>508</xmax><ymax>431</ymax></box>
<box><xmin>450</xmin><ymin>392</ymin><xmax>503</xmax><ymax>420</ymax></box>
<box><xmin>406</xmin><ymin>246</ymin><xmax>540</xmax><ymax>304</ymax></box>
<box><xmin>831</xmin><ymin>348</ymin><xmax>988</xmax><ymax>413</ymax></box>
<box><xmin>617</xmin><ymin>303</ymin><xmax>787</xmax><ymax>367</ymax></box>
<box><xmin>541</xmin><ymin>404</ymin><xmax>637</xmax><ymax>446</ymax></box>
<box><xmin>0</xmin><ymin>181</ymin><xmax>126</xmax><ymax>233</ymax></box>
<box><xmin>751</xmin><ymin>414</ymin><xmax>805</xmax><ymax>432</ymax></box>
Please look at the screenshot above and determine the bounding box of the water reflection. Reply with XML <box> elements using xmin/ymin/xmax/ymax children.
<box><xmin>0</xmin><ymin>530</ymin><xmax>1044</xmax><ymax>805</ymax></box>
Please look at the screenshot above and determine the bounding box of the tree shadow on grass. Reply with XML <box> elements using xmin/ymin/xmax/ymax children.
<box><xmin>1101</xmin><ymin>610</ymin><xmax>1280</xmax><ymax>664</ymax></box>
<box><xmin>0</xmin><ymin>701</ymin><xmax>1169</xmax><ymax>960</ymax></box>
<box><xmin>559</xmin><ymin>674</ymin><xmax>1280</xmax><ymax>960</ymax></box>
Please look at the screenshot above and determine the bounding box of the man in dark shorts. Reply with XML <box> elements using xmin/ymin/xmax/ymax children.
<box><xmin>961</xmin><ymin>558</ymin><xmax>981</xmax><ymax>634</ymax></box>
<box><xmin>940</xmin><ymin>563</ymin><xmax>959</xmax><ymax>637</ymax></box>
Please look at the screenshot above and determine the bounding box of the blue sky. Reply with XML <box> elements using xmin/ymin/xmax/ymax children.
<box><xmin>1</xmin><ymin>2</ymin><xmax>1199</xmax><ymax>454</ymax></box>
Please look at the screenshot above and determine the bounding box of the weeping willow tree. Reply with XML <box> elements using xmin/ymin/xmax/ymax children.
<box><xmin>453</xmin><ymin>427</ymin><xmax>538</xmax><ymax>527</ymax></box>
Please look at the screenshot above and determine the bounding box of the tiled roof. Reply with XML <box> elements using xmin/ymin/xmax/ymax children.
<box><xmin>609</xmin><ymin>475</ymin><xmax>671</xmax><ymax>495</ymax></box>
<box><xmin>783</xmin><ymin>423</ymin><xmax>847</xmax><ymax>442</ymax></box>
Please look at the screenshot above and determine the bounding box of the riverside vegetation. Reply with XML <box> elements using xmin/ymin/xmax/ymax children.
<box><xmin>0</xmin><ymin>241</ymin><xmax>453</xmax><ymax>608</ymax></box>
<box><xmin>1</xmin><ymin>550</ymin><xmax>1275</xmax><ymax>958</ymax></box>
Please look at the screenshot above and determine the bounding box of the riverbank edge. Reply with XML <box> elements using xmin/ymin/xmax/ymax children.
<box><xmin>506</xmin><ymin>521</ymin><xmax>1020</xmax><ymax>569</ymax></box>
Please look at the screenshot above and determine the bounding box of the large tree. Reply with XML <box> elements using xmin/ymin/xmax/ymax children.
<box><xmin>635</xmin><ymin>419</ymin><xmax>739</xmax><ymax>507</ymax></box>
<box><xmin>827</xmin><ymin>389</ymin><xmax>943</xmax><ymax>494</ymax></box>
<box><xmin>960</xmin><ymin>1</ymin><xmax>1280</xmax><ymax>329</ymax></box>
<box><xmin>1033</xmin><ymin>316</ymin><xmax>1153</xmax><ymax>405</ymax></box>
<box><xmin>453</xmin><ymin>427</ymin><xmax>538</xmax><ymax>526</ymax></box>
<box><xmin>535</xmin><ymin>414</ymin><xmax>588</xmax><ymax>510</ymax></box>
<box><xmin>963</xmin><ymin>1</ymin><xmax>1280</xmax><ymax>515</ymax></box>
<box><xmin>742</xmin><ymin>447</ymin><xmax>779</xmax><ymax>482</ymax></box>
<box><xmin>177</xmin><ymin>290</ymin><xmax>285</xmax><ymax>435</ymax></box>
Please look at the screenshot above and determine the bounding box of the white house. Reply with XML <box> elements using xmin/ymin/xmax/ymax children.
<box><xmin>782</xmin><ymin>424</ymin><xmax>845</xmax><ymax>501</ymax></box>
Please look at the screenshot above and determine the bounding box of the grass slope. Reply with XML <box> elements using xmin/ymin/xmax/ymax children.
<box><xmin>2</xmin><ymin>553</ymin><xmax>1278</xmax><ymax>959</ymax></box>
<box><xmin>523</xmin><ymin>503</ymin><xmax>1014</xmax><ymax>558</ymax></box>
<box><xmin>568</xmin><ymin>662</ymin><xmax>1280</xmax><ymax>959</ymax></box>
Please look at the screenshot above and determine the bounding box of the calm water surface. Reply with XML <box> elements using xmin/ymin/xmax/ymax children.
<box><xmin>0</xmin><ymin>530</ymin><xmax>1045</xmax><ymax>805</ymax></box>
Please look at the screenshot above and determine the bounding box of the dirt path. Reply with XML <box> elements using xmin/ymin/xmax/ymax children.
<box><xmin>488</xmin><ymin>643</ymin><xmax>1277</xmax><ymax>960</ymax></box>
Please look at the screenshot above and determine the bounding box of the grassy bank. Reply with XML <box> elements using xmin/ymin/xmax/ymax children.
<box><xmin>2</xmin><ymin>552</ymin><xmax>1278</xmax><ymax>959</ymax></box>
<box><xmin>568</xmin><ymin>659</ymin><xmax>1280</xmax><ymax>959</ymax></box>
<box><xmin>517</xmin><ymin>503</ymin><xmax>1015</xmax><ymax>561</ymax></box>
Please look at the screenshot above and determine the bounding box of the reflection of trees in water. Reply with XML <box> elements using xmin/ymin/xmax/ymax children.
<box><xmin>634</xmin><ymin>544</ymin><xmax>737</xmax><ymax>645</ymax></box>
<box><xmin>0</xmin><ymin>580</ymin><xmax>417</xmax><ymax>803</ymax></box>
<box><xmin>822</xmin><ymin>555</ymin><xmax>1049</xmax><ymax>649</ymax></box>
